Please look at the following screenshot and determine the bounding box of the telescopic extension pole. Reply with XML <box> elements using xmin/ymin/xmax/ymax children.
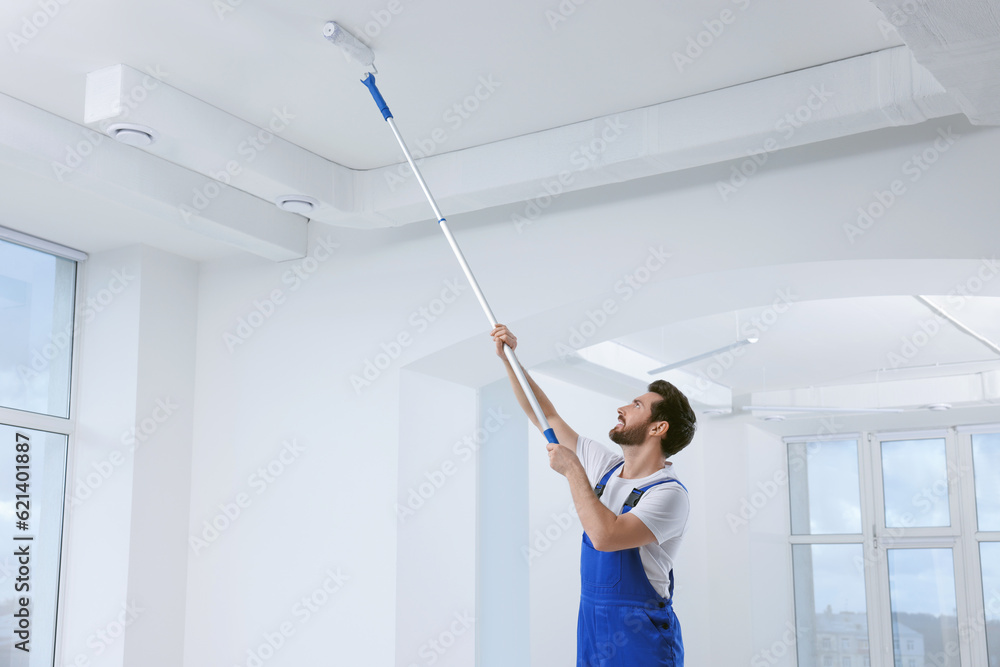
<box><xmin>359</xmin><ymin>73</ymin><xmax>559</xmax><ymax>445</ymax></box>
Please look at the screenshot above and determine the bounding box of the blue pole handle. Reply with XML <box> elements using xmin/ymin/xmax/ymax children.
<box><xmin>361</xmin><ymin>73</ymin><xmax>393</xmax><ymax>120</ymax></box>
<box><xmin>543</xmin><ymin>428</ymin><xmax>559</xmax><ymax>445</ymax></box>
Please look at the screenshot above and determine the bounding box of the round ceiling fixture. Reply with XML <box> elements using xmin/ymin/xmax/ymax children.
<box><xmin>106</xmin><ymin>123</ymin><xmax>158</xmax><ymax>147</ymax></box>
<box><xmin>761</xmin><ymin>414</ymin><xmax>786</xmax><ymax>422</ymax></box>
<box><xmin>702</xmin><ymin>408</ymin><xmax>730</xmax><ymax>416</ymax></box>
<box><xmin>925</xmin><ymin>403</ymin><xmax>952</xmax><ymax>411</ymax></box>
<box><xmin>275</xmin><ymin>195</ymin><xmax>319</xmax><ymax>215</ymax></box>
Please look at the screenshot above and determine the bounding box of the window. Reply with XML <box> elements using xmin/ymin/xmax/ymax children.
<box><xmin>0</xmin><ymin>425</ymin><xmax>68</xmax><ymax>666</ymax></box>
<box><xmin>788</xmin><ymin>439</ymin><xmax>862</xmax><ymax>535</ymax></box>
<box><xmin>789</xmin><ymin>438</ymin><xmax>871</xmax><ymax>667</ymax></box>
<box><xmin>0</xmin><ymin>237</ymin><xmax>77</xmax><ymax>417</ymax></box>
<box><xmin>981</xmin><ymin>543</ymin><xmax>1000</xmax><ymax>666</ymax></box>
<box><xmin>973</xmin><ymin>434</ymin><xmax>1000</xmax><ymax>666</ymax></box>
<box><xmin>0</xmin><ymin>231</ymin><xmax>81</xmax><ymax>667</ymax></box>
<box><xmin>972</xmin><ymin>433</ymin><xmax>1000</xmax><ymax>530</ymax></box>
<box><xmin>887</xmin><ymin>548</ymin><xmax>954</xmax><ymax>662</ymax></box>
<box><xmin>789</xmin><ymin>427</ymin><xmax>1000</xmax><ymax>667</ymax></box>
<box><xmin>876</xmin><ymin>433</ymin><xmax>963</xmax><ymax>667</ymax></box>
<box><xmin>841</xmin><ymin>657</ymin><xmax>851</xmax><ymax>667</ymax></box>
<box><xmin>880</xmin><ymin>438</ymin><xmax>950</xmax><ymax>528</ymax></box>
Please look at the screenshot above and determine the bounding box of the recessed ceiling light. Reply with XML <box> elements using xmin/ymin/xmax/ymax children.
<box><xmin>106</xmin><ymin>123</ymin><xmax>157</xmax><ymax>147</ymax></box>
<box><xmin>275</xmin><ymin>195</ymin><xmax>318</xmax><ymax>215</ymax></box>
<box><xmin>702</xmin><ymin>408</ymin><xmax>730</xmax><ymax>416</ymax></box>
<box><xmin>761</xmin><ymin>415</ymin><xmax>786</xmax><ymax>422</ymax></box>
<box><xmin>925</xmin><ymin>403</ymin><xmax>952</xmax><ymax>411</ymax></box>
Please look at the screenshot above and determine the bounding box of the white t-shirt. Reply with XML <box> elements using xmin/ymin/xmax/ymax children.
<box><xmin>577</xmin><ymin>435</ymin><xmax>690</xmax><ymax>599</ymax></box>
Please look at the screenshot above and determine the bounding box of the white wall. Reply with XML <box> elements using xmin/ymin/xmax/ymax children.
<box><xmin>181</xmin><ymin>224</ymin><xmax>489</xmax><ymax>667</ymax></box>
<box><xmin>122</xmin><ymin>248</ymin><xmax>198</xmax><ymax>667</ymax></box>
<box><xmin>477</xmin><ymin>379</ymin><xmax>531</xmax><ymax>667</ymax></box>
<box><xmin>61</xmin><ymin>247</ymin><xmax>141</xmax><ymax>667</ymax></box>
<box><xmin>395</xmin><ymin>370</ymin><xmax>478</xmax><ymax>667</ymax></box>
<box><xmin>745</xmin><ymin>425</ymin><xmax>798</xmax><ymax>667</ymax></box>
<box><xmin>61</xmin><ymin>246</ymin><xmax>198</xmax><ymax>667</ymax></box>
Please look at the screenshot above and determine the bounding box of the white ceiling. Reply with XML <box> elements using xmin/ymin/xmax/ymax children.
<box><xmin>3</xmin><ymin>0</ymin><xmax>998</xmax><ymax>418</ymax></box>
<box><xmin>616</xmin><ymin>296</ymin><xmax>1000</xmax><ymax>397</ymax></box>
<box><xmin>1</xmin><ymin>0</ymin><xmax>900</xmax><ymax>170</ymax></box>
<box><xmin>0</xmin><ymin>0</ymin><xmax>918</xmax><ymax>262</ymax></box>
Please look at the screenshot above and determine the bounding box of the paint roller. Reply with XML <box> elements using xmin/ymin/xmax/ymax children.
<box><xmin>322</xmin><ymin>21</ymin><xmax>559</xmax><ymax>446</ymax></box>
<box><xmin>322</xmin><ymin>22</ymin><xmax>377</xmax><ymax>73</ymax></box>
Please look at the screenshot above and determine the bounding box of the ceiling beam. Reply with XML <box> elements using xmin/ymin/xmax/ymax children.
<box><xmin>0</xmin><ymin>89</ymin><xmax>307</xmax><ymax>262</ymax></box>
<box><xmin>749</xmin><ymin>368</ymin><xmax>1000</xmax><ymax>412</ymax></box>
<box><xmin>75</xmin><ymin>47</ymin><xmax>961</xmax><ymax>244</ymax></box>
<box><xmin>4</xmin><ymin>45</ymin><xmax>961</xmax><ymax>258</ymax></box>
<box><xmin>870</xmin><ymin>0</ymin><xmax>1000</xmax><ymax>125</ymax></box>
<box><xmin>358</xmin><ymin>46</ymin><xmax>960</xmax><ymax>227</ymax></box>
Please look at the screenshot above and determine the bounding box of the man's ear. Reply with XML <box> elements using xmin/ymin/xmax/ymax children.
<box><xmin>651</xmin><ymin>421</ymin><xmax>669</xmax><ymax>436</ymax></box>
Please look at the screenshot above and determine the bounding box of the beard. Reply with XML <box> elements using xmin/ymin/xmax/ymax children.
<box><xmin>609</xmin><ymin>418</ymin><xmax>650</xmax><ymax>446</ymax></box>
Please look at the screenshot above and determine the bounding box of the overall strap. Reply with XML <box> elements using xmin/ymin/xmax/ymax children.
<box><xmin>621</xmin><ymin>477</ymin><xmax>687</xmax><ymax>602</ymax></box>
<box><xmin>621</xmin><ymin>478</ymin><xmax>687</xmax><ymax>513</ymax></box>
<box><xmin>593</xmin><ymin>461</ymin><xmax>624</xmax><ymax>499</ymax></box>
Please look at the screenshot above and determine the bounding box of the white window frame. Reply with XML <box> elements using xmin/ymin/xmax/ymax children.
<box><xmin>786</xmin><ymin>434</ymin><xmax>868</xmax><ymax>667</ymax></box>
<box><xmin>786</xmin><ymin>425</ymin><xmax>997</xmax><ymax>667</ymax></box>
<box><xmin>0</xmin><ymin>231</ymin><xmax>86</xmax><ymax>667</ymax></box>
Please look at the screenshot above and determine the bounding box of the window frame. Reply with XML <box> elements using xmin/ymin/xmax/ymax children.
<box><xmin>786</xmin><ymin>434</ymin><xmax>872</xmax><ymax>667</ymax></box>
<box><xmin>0</xmin><ymin>233</ymin><xmax>86</xmax><ymax>667</ymax></box>
<box><xmin>786</xmin><ymin>424</ymin><xmax>999</xmax><ymax>667</ymax></box>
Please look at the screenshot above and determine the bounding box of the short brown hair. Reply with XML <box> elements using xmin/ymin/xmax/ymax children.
<box><xmin>647</xmin><ymin>380</ymin><xmax>697</xmax><ymax>458</ymax></box>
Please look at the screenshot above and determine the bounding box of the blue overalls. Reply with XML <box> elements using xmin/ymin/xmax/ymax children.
<box><xmin>578</xmin><ymin>461</ymin><xmax>686</xmax><ymax>666</ymax></box>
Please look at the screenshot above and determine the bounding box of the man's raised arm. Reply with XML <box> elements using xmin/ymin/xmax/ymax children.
<box><xmin>490</xmin><ymin>324</ymin><xmax>580</xmax><ymax>451</ymax></box>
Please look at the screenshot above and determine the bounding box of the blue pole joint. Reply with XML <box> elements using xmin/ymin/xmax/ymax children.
<box><xmin>361</xmin><ymin>73</ymin><xmax>392</xmax><ymax>120</ymax></box>
<box><xmin>543</xmin><ymin>428</ymin><xmax>559</xmax><ymax>444</ymax></box>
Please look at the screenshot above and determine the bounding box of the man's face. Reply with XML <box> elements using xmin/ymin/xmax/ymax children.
<box><xmin>608</xmin><ymin>392</ymin><xmax>663</xmax><ymax>446</ymax></box>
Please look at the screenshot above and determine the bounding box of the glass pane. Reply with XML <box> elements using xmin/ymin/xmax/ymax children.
<box><xmin>881</xmin><ymin>439</ymin><xmax>950</xmax><ymax>528</ymax></box>
<box><xmin>982</xmin><ymin>543</ymin><xmax>1000</xmax><ymax>667</ymax></box>
<box><xmin>0</xmin><ymin>239</ymin><xmax>77</xmax><ymax>417</ymax></box>
<box><xmin>788</xmin><ymin>440</ymin><xmax>862</xmax><ymax>534</ymax></box>
<box><xmin>973</xmin><ymin>434</ymin><xmax>1000</xmax><ymax>531</ymax></box>
<box><xmin>887</xmin><ymin>548</ymin><xmax>960</xmax><ymax>667</ymax></box>
<box><xmin>0</xmin><ymin>424</ymin><xmax>68</xmax><ymax>667</ymax></box>
<box><xmin>792</xmin><ymin>544</ymin><xmax>870</xmax><ymax>667</ymax></box>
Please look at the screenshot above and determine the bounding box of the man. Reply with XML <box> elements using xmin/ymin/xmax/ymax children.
<box><xmin>491</xmin><ymin>324</ymin><xmax>697</xmax><ymax>666</ymax></box>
